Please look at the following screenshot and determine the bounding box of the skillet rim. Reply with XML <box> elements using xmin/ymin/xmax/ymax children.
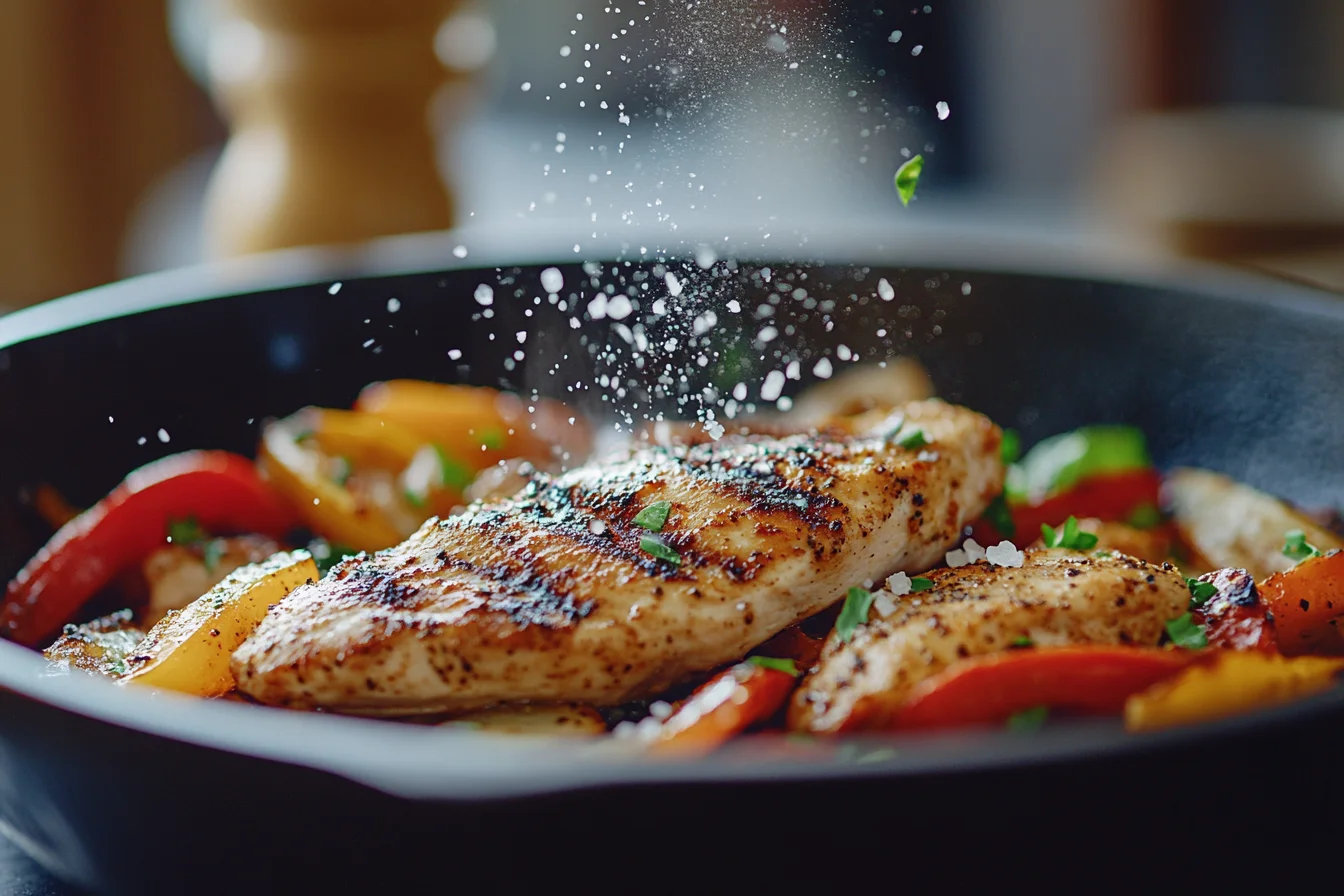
<box><xmin>2</xmin><ymin>221</ymin><xmax>1343</xmax><ymax>800</ymax></box>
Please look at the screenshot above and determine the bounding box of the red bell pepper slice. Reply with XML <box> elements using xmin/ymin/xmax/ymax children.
<box><xmin>2</xmin><ymin>451</ymin><xmax>296</xmax><ymax>647</ymax></box>
<box><xmin>972</xmin><ymin>468</ymin><xmax>1164</xmax><ymax>548</ymax></box>
<box><xmin>1259</xmin><ymin>551</ymin><xmax>1344</xmax><ymax>656</ymax></box>
<box><xmin>891</xmin><ymin>645</ymin><xmax>1198</xmax><ymax>731</ymax></box>
<box><xmin>648</xmin><ymin>661</ymin><xmax>798</xmax><ymax>755</ymax></box>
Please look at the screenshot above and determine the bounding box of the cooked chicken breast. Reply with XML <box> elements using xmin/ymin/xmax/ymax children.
<box><xmin>789</xmin><ymin>549</ymin><xmax>1189</xmax><ymax>733</ymax></box>
<box><xmin>232</xmin><ymin>400</ymin><xmax>1004</xmax><ymax>714</ymax></box>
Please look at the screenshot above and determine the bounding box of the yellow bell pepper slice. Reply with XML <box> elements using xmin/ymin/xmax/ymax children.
<box><xmin>1124</xmin><ymin>651</ymin><xmax>1344</xmax><ymax>733</ymax></box>
<box><xmin>120</xmin><ymin>550</ymin><xmax>318</xmax><ymax>697</ymax></box>
<box><xmin>306</xmin><ymin>409</ymin><xmax>425</xmax><ymax>472</ymax></box>
<box><xmin>257</xmin><ymin>415</ymin><xmax>404</xmax><ymax>552</ymax></box>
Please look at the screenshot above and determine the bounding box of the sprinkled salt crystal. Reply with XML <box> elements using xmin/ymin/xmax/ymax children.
<box><xmin>885</xmin><ymin>571</ymin><xmax>913</xmax><ymax>597</ymax></box>
<box><xmin>586</xmin><ymin>295</ymin><xmax>608</xmax><ymax>319</ymax></box>
<box><xmin>386</xmin><ymin>298</ymin><xmax>401</xmax><ymax>313</ymax></box>
<box><xmin>917</xmin><ymin>450</ymin><xmax>940</xmax><ymax>462</ymax></box>
<box><xmin>873</xmin><ymin>592</ymin><xmax>898</xmax><ymax>618</ymax></box>
<box><xmin>448</xmin><ymin>349</ymin><xmax>462</xmax><ymax>360</ymax></box>
<box><xmin>649</xmin><ymin>700</ymin><xmax>673</xmax><ymax>720</ymax></box>
<box><xmin>328</xmin><ymin>282</ymin><xmax>342</xmax><ymax>295</ymax></box>
<box><xmin>695</xmin><ymin>245</ymin><xmax>717</xmax><ymax>269</ymax></box>
<box><xmin>987</xmin><ymin>541</ymin><xmax>1025</xmax><ymax>568</ymax></box>
<box><xmin>813</xmin><ymin>357</ymin><xmax>834</xmax><ymax>379</ymax></box>
<box><xmin>962</xmin><ymin>538</ymin><xmax>987</xmax><ymax>564</ymax></box>
<box><xmin>137</xmin><ymin>436</ymin><xmax>147</xmax><ymax>446</ymax></box>
<box><xmin>540</xmin><ymin>267</ymin><xmax>564</xmax><ymax>294</ymax></box>
<box><xmin>705</xmin><ymin>421</ymin><xmax>725</xmax><ymax>440</ymax></box>
<box><xmin>157</xmin><ymin>428</ymin><xmax>170</xmax><ymax>443</ymax></box>
<box><xmin>521</xmin><ymin>81</ymin><xmax>531</xmax><ymax>91</ymax></box>
<box><xmin>911</xmin><ymin>44</ymin><xmax>924</xmax><ymax>56</ymax></box>
<box><xmin>607</xmin><ymin>295</ymin><xmax>633</xmax><ymax>320</ymax></box>
<box><xmin>474</xmin><ymin>284</ymin><xmax>494</xmax><ymax>306</ymax></box>
<box><xmin>756</xmin><ymin>325</ymin><xmax>778</xmax><ymax>343</ymax></box>
<box><xmin>945</xmin><ymin>548</ymin><xmax>968</xmax><ymax>568</ymax></box>
<box><xmin>727</xmin><ymin>299</ymin><xmax>741</xmax><ymax>313</ymax></box>
<box><xmin>664</xmin><ymin>272</ymin><xmax>683</xmax><ymax>296</ymax></box>
<box><xmin>692</xmin><ymin>311</ymin><xmax>718</xmax><ymax>335</ymax></box>
<box><xmin>936</xmin><ymin>101</ymin><xmax>950</xmax><ymax>120</ymax></box>
<box><xmin>760</xmin><ymin>370</ymin><xmax>786</xmax><ymax>402</ymax></box>
<box><xmin>877</xmin><ymin>278</ymin><xmax>895</xmax><ymax>301</ymax></box>
<box><xmin>776</xmin><ymin>396</ymin><xmax>793</xmax><ymax>412</ymax></box>
<box><xmin>961</xmin><ymin>282</ymin><xmax>972</xmax><ymax>295</ymax></box>
<box><xmin>785</xmin><ymin>360</ymin><xmax>801</xmax><ymax>380</ymax></box>
<box><xmin>837</xmin><ymin>344</ymin><xmax>852</xmax><ymax>362</ymax></box>
<box><xmin>452</xmin><ymin>245</ymin><xmax>468</xmax><ymax>258</ymax></box>
<box><xmin>888</xmin><ymin>30</ymin><xmax>902</xmax><ymax>43</ymax></box>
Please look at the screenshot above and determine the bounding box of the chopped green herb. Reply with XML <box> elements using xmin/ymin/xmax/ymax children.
<box><xmin>202</xmin><ymin>540</ymin><xmax>224</xmax><ymax>575</ymax></box>
<box><xmin>633</xmin><ymin>501</ymin><xmax>672</xmax><ymax>532</ymax></box>
<box><xmin>746</xmin><ymin>655</ymin><xmax>800</xmax><ymax>677</ymax></box>
<box><xmin>476</xmin><ymin>427</ymin><xmax>507</xmax><ymax>451</ymax></box>
<box><xmin>1008</xmin><ymin>425</ymin><xmax>1151</xmax><ymax>503</ymax></box>
<box><xmin>331</xmin><ymin>456</ymin><xmax>353</xmax><ymax>487</ymax></box>
<box><xmin>433</xmin><ymin>444</ymin><xmax>475</xmax><ymax>492</ymax></box>
<box><xmin>639</xmin><ymin>535</ymin><xmax>681</xmax><ymax>566</ymax></box>
<box><xmin>983</xmin><ymin>493</ymin><xmax>1017</xmax><ymax>539</ymax></box>
<box><xmin>309</xmin><ymin>540</ymin><xmax>359</xmax><ymax>576</ymax></box>
<box><xmin>403</xmin><ymin>487</ymin><xmax>427</xmax><ymax>509</ymax></box>
<box><xmin>167</xmin><ymin>517</ymin><xmax>207</xmax><ymax>546</ymax></box>
<box><xmin>1126</xmin><ymin>503</ymin><xmax>1163</xmax><ymax>530</ymax></box>
<box><xmin>1000</xmin><ymin>429</ymin><xmax>1021</xmax><ymax>465</ymax></box>
<box><xmin>1010</xmin><ymin>636</ymin><xmax>1034</xmax><ymax>648</ymax></box>
<box><xmin>1006</xmin><ymin>705</ymin><xmax>1049</xmax><ymax>732</ymax></box>
<box><xmin>894</xmin><ymin>154</ymin><xmax>924</xmax><ymax>206</ymax></box>
<box><xmin>896</xmin><ymin>428</ymin><xmax>930</xmax><ymax>450</ymax></box>
<box><xmin>835</xmin><ymin>586</ymin><xmax>877</xmax><ymax>643</ymax></box>
<box><xmin>909</xmin><ymin>576</ymin><xmax>935</xmax><ymax>592</ymax></box>
<box><xmin>1283</xmin><ymin>530</ymin><xmax>1323</xmax><ymax>564</ymax></box>
<box><xmin>1094</xmin><ymin>550</ymin><xmax>1113</xmax><ymax>559</ymax></box>
<box><xmin>1186</xmin><ymin>577</ymin><xmax>1218</xmax><ymax>609</ymax></box>
<box><xmin>1165</xmin><ymin>613</ymin><xmax>1208</xmax><ymax>649</ymax></box>
<box><xmin>1040</xmin><ymin>516</ymin><xmax>1099</xmax><ymax>551</ymax></box>
<box><xmin>105</xmin><ymin>657</ymin><xmax>128</xmax><ymax>677</ymax></box>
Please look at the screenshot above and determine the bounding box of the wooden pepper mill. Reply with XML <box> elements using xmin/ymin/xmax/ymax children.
<box><xmin>201</xmin><ymin>0</ymin><xmax>461</xmax><ymax>259</ymax></box>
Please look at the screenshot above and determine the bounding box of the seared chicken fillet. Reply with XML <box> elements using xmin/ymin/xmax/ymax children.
<box><xmin>789</xmin><ymin>550</ymin><xmax>1189</xmax><ymax>732</ymax></box>
<box><xmin>232</xmin><ymin>400</ymin><xmax>1003</xmax><ymax>714</ymax></box>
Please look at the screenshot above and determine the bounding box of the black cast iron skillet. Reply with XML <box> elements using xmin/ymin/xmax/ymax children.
<box><xmin>1</xmin><ymin>225</ymin><xmax>1342</xmax><ymax>893</ymax></box>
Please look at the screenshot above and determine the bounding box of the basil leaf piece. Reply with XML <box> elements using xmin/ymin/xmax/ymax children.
<box><xmin>1041</xmin><ymin>516</ymin><xmax>1099</xmax><ymax>551</ymax></box>
<box><xmin>1283</xmin><ymin>530</ymin><xmax>1323</xmax><ymax>564</ymax></box>
<box><xmin>909</xmin><ymin>576</ymin><xmax>935</xmax><ymax>592</ymax></box>
<box><xmin>1186</xmin><ymin>577</ymin><xmax>1218</xmax><ymax>609</ymax></box>
<box><xmin>1006</xmin><ymin>705</ymin><xmax>1049</xmax><ymax>732</ymax></box>
<box><xmin>894</xmin><ymin>154</ymin><xmax>924</xmax><ymax>206</ymax></box>
<box><xmin>640</xmin><ymin>535</ymin><xmax>681</xmax><ymax>566</ymax></box>
<box><xmin>746</xmin><ymin>655</ymin><xmax>800</xmax><ymax>677</ymax></box>
<box><xmin>1165</xmin><ymin>613</ymin><xmax>1208</xmax><ymax>649</ymax></box>
<box><xmin>835</xmin><ymin>586</ymin><xmax>877</xmax><ymax>643</ymax></box>
<box><xmin>896</xmin><ymin>428</ymin><xmax>929</xmax><ymax>450</ymax></box>
<box><xmin>633</xmin><ymin>501</ymin><xmax>672</xmax><ymax>532</ymax></box>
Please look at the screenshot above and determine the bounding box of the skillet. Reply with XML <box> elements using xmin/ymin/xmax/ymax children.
<box><xmin>1</xmin><ymin>224</ymin><xmax>1343</xmax><ymax>893</ymax></box>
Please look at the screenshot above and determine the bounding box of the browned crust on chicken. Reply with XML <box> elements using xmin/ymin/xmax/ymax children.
<box><xmin>232</xmin><ymin>400</ymin><xmax>1003</xmax><ymax>715</ymax></box>
<box><xmin>789</xmin><ymin>549</ymin><xmax>1190</xmax><ymax>732</ymax></box>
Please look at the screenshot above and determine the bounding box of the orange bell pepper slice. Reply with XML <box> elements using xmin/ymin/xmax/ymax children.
<box><xmin>1259</xmin><ymin>551</ymin><xmax>1344</xmax><ymax>656</ymax></box>
<box><xmin>648</xmin><ymin>661</ymin><xmax>798</xmax><ymax>756</ymax></box>
<box><xmin>891</xmin><ymin>645</ymin><xmax>1198</xmax><ymax>731</ymax></box>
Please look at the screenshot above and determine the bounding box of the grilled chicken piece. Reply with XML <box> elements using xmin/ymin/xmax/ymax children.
<box><xmin>789</xmin><ymin>549</ymin><xmax>1189</xmax><ymax>733</ymax></box>
<box><xmin>232</xmin><ymin>400</ymin><xmax>1004</xmax><ymax>715</ymax></box>
<box><xmin>787</xmin><ymin>357</ymin><xmax>935</xmax><ymax>424</ymax></box>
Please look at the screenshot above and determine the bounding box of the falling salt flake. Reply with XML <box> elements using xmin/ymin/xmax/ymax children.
<box><xmin>947</xmin><ymin>539</ymin><xmax>986</xmax><ymax>568</ymax></box>
<box><xmin>587</xmin><ymin>295</ymin><xmax>608</xmax><ymax>320</ymax></box>
<box><xmin>386</xmin><ymin>298</ymin><xmax>401</xmax><ymax>313</ymax></box>
<box><xmin>664</xmin><ymin>272</ymin><xmax>683</xmax><ymax>297</ymax></box>
<box><xmin>885</xmin><ymin>571</ymin><xmax>913</xmax><ymax>597</ymax></box>
<box><xmin>873</xmin><ymin>592</ymin><xmax>898</xmax><ymax>618</ymax></box>
<box><xmin>987</xmin><ymin>541</ymin><xmax>1026</xmax><ymax>568</ymax></box>
<box><xmin>588</xmin><ymin>519</ymin><xmax>608</xmax><ymax>536</ymax></box>
<box><xmin>452</xmin><ymin>245</ymin><xmax>468</xmax><ymax>258</ymax></box>
<box><xmin>888</xmin><ymin>30</ymin><xmax>903</xmax><ymax>43</ymax></box>
<box><xmin>756</xmin><ymin>326</ymin><xmax>778</xmax><ymax>344</ymax></box>
<box><xmin>705</xmin><ymin>420</ymin><xmax>726</xmax><ymax>440</ymax></box>
<box><xmin>837</xmin><ymin>345</ymin><xmax>853</xmax><ymax>362</ymax></box>
<box><xmin>521</xmin><ymin>81</ymin><xmax>531</xmax><ymax>91</ymax></box>
<box><xmin>157</xmin><ymin>428</ymin><xmax>171</xmax><ymax>444</ymax></box>
<box><xmin>766</xmin><ymin>33</ymin><xmax>789</xmax><ymax>53</ymax></box>
<box><xmin>877</xmin><ymin>278</ymin><xmax>895</xmax><ymax>301</ymax></box>
<box><xmin>692</xmin><ymin>311</ymin><xmax>718</xmax><ymax>336</ymax></box>
<box><xmin>813</xmin><ymin>358</ymin><xmax>833</xmax><ymax>379</ymax></box>
<box><xmin>726</xmin><ymin>299</ymin><xmax>741</xmax><ymax>313</ymax></box>
<box><xmin>540</xmin><ymin>267</ymin><xmax>565</xmax><ymax>294</ymax></box>
<box><xmin>607</xmin><ymin>295</ymin><xmax>633</xmax><ymax>320</ymax></box>
<box><xmin>560</xmin><ymin>45</ymin><xmax>571</xmax><ymax>57</ymax></box>
<box><xmin>362</xmin><ymin>338</ymin><xmax>376</xmax><ymax>348</ymax></box>
<box><xmin>961</xmin><ymin>282</ymin><xmax>972</xmax><ymax>295</ymax></box>
<box><xmin>936</xmin><ymin>101</ymin><xmax>950</xmax><ymax>120</ymax></box>
<box><xmin>695</xmin><ymin>245</ymin><xmax>717</xmax><ymax>269</ymax></box>
<box><xmin>515</xmin><ymin>331</ymin><xmax>527</xmax><ymax>344</ymax></box>
<box><xmin>777</xmin><ymin>396</ymin><xmax>793</xmax><ymax>412</ymax></box>
<box><xmin>761</xmin><ymin>370</ymin><xmax>787</xmax><ymax>402</ymax></box>
<box><xmin>137</xmin><ymin>436</ymin><xmax>147</xmax><ymax>446</ymax></box>
<box><xmin>328</xmin><ymin>282</ymin><xmax>342</xmax><ymax>295</ymax></box>
<box><xmin>785</xmin><ymin>360</ymin><xmax>801</xmax><ymax>380</ymax></box>
<box><xmin>917</xmin><ymin>450</ymin><xmax>940</xmax><ymax>462</ymax></box>
<box><xmin>107</xmin><ymin>416</ymin><xmax>114</xmax><ymax>423</ymax></box>
<box><xmin>474</xmin><ymin>284</ymin><xmax>494</xmax><ymax>306</ymax></box>
<box><xmin>448</xmin><ymin>349</ymin><xmax>462</xmax><ymax>360</ymax></box>
<box><xmin>649</xmin><ymin>700</ymin><xmax>673</xmax><ymax>720</ymax></box>
<box><xmin>732</xmin><ymin>382</ymin><xmax>748</xmax><ymax>401</ymax></box>
<box><xmin>911</xmin><ymin>44</ymin><xmax>924</xmax><ymax>56</ymax></box>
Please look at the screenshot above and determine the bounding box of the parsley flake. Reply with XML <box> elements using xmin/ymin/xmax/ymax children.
<box><xmin>835</xmin><ymin>586</ymin><xmax>877</xmax><ymax>643</ymax></box>
<box><xmin>433</xmin><ymin>444</ymin><xmax>475</xmax><ymax>492</ymax></box>
<box><xmin>746</xmin><ymin>655</ymin><xmax>800</xmax><ymax>677</ymax></box>
<box><xmin>1041</xmin><ymin>516</ymin><xmax>1099</xmax><ymax>552</ymax></box>
<box><xmin>909</xmin><ymin>576</ymin><xmax>935</xmax><ymax>592</ymax></box>
<box><xmin>1186</xmin><ymin>577</ymin><xmax>1218</xmax><ymax>609</ymax></box>
<box><xmin>105</xmin><ymin>657</ymin><xmax>128</xmax><ymax>677</ymax></box>
<box><xmin>309</xmin><ymin>539</ymin><xmax>359</xmax><ymax>576</ymax></box>
<box><xmin>640</xmin><ymin>535</ymin><xmax>681</xmax><ymax>566</ymax></box>
<box><xmin>476</xmin><ymin>427</ymin><xmax>506</xmax><ymax>451</ymax></box>
<box><xmin>1165</xmin><ymin>613</ymin><xmax>1208</xmax><ymax>649</ymax></box>
<box><xmin>1126</xmin><ymin>503</ymin><xmax>1162</xmax><ymax>530</ymax></box>
<box><xmin>1006</xmin><ymin>705</ymin><xmax>1049</xmax><ymax>732</ymax></box>
<box><xmin>167</xmin><ymin>517</ymin><xmax>207</xmax><ymax>546</ymax></box>
<box><xmin>1000</xmin><ymin>429</ymin><xmax>1021</xmax><ymax>465</ymax></box>
<box><xmin>633</xmin><ymin>501</ymin><xmax>672</xmax><ymax>532</ymax></box>
<box><xmin>1094</xmin><ymin>550</ymin><xmax>1113</xmax><ymax>558</ymax></box>
<box><xmin>894</xmin><ymin>154</ymin><xmax>924</xmax><ymax>206</ymax></box>
<box><xmin>896</xmin><ymin>428</ymin><xmax>930</xmax><ymax>450</ymax></box>
<box><xmin>1010</xmin><ymin>636</ymin><xmax>1034</xmax><ymax>648</ymax></box>
<box><xmin>1283</xmin><ymin>530</ymin><xmax>1323</xmax><ymax>564</ymax></box>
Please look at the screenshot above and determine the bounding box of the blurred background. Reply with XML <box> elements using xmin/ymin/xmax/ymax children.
<box><xmin>5</xmin><ymin>0</ymin><xmax>1344</xmax><ymax>312</ymax></box>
